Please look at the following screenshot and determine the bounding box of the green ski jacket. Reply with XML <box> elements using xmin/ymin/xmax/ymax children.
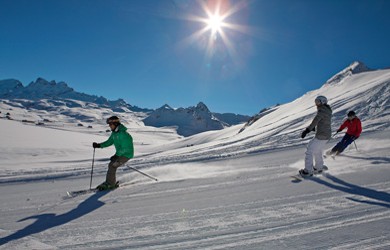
<box><xmin>100</xmin><ymin>124</ymin><xmax>134</xmax><ymax>158</ymax></box>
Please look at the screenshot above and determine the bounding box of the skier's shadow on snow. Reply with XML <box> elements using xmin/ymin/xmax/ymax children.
<box><xmin>0</xmin><ymin>191</ymin><xmax>108</xmax><ymax>246</ymax></box>
<box><xmin>341</xmin><ymin>154</ymin><xmax>390</xmax><ymax>165</ymax></box>
<box><xmin>311</xmin><ymin>174</ymin><xmax>390</xmax><ymax>209</ymax></box>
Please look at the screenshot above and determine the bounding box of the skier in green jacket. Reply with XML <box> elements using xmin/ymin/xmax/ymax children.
<box><xmin>93</xmin><ymin>116</ymin><xmax>134</xmax><ymax>190</ymax></box>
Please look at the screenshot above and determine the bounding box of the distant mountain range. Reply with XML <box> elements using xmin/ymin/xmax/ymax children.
<box><xmin>0</xmin><ymin>77</ymin><xmax>250</xmax><ymax>136</ymax></box>
<box><xmin>0</xmin><ymin>77</ymin><xmax>152</xmax><ymax>113</ymax></box>
<box><xmin>2</xmin><ymin>61</ymin><xmax>385</xmax><ymax>138</ymax></box>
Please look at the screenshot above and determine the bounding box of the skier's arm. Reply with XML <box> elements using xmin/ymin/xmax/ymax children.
<box><xmin>302</xmin><ymin>111</ymin><xmax>321</xmax><ymax>138</ymax></box>
<box><xmin>337</xmin><ymin>120</ymin><xmax>348</xmax><ymax>132</ymax></box>
<box><xmin>307</xmin><ymin>110</ymin><xmax>323</xmax><ymax>131</ymax></box>
<box><xmin>100</xmin><ymin>134</ymin><xmax>114</xmax><ymax>148</ymax></box>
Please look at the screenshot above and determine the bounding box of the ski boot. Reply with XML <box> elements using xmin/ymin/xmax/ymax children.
<box><xmin>314</xmin><ymin>165</ymin><xmax>328</xmax><ymax>175</ymax></box>
<box><xmin>298</xmin><ymin>169</ymin><xmax>313</xmax><ymax>178</ymax></box>
<box><xmin>96</xmin><ymin>181</ymin><xmax>119</xmax><ymax>191</ymax></box>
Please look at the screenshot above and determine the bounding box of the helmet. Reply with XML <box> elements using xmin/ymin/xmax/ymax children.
<box><xmin>315</xmin><ymin>95</ymin><xmax>328</xmax><ymax>105</ymax></box>
<box><xmin>347</xmin><ymin>111</ymin><xmax>356</xmax><ymax>117</ymax></box>
<box><xmin>106</xmin><ymin>116</ymin><xmax>120</xmax><ymax>125</ymax></box>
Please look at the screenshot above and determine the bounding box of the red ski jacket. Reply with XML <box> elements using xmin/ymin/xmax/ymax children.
<box><xmin>338</xmin><ymin>117</ymin><xmax>362</xmax><ymax>137</ymax></box>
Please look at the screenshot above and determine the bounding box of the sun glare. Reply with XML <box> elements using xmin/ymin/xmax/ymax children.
<box><xmin>180</xmin><ymin>0</ymin><xmax>252</xmax><ymax>77</ymax></box>
<box><xmin>207</xmin><ymin>14</ymin><xmax>224</xmax><ymax>34</ymax></box>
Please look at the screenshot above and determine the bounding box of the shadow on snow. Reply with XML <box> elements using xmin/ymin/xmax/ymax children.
<box><xmin>341</xmin><ymin>154</ymin><xmax>390</xmax><ymax>165</ymax></box>
<box><xmin>0</xmin><ymin>191</ymin><xmax>108</xmax><ymax>246</ymax></box>
<box><xmin>311</xmin><ymin>173</ymin><xmax>390</xmax><ymax>209</ymax></box>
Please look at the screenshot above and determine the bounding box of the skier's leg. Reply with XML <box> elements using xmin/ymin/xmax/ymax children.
<box><xmin>330</xmin><ymin>145</ymin><xmax>338</xmax><ymax>154</ymax></box>
<box><xmin>304</xmin><ymin>138</ymin><xmax>316</xmax><ymax>174</ymax></box>
<box><xmin>338</xmin><ymin>134</ymin><xmax>354</xmax><ymax>153</ymax></box>
<box><xmin>331</xmin><ymin>136</ymin><xmax>346</xmax><ymax>154</ymax></box>
<box><xmin>313</xmin><ymin>139</ymin><xmax>327</xmax><ymax>170</ymax></box>
<box><xmin>106</xmin><ymin>156</ymin><xmax>130</xmax><ymax>186</ymax></box>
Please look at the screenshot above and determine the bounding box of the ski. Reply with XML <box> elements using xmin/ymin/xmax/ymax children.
<box><xmin>315</xmin><ymin>165</ymin><xmax>329</xmax><ymax>173</ymax></box>
<box><xmin>65</xmin><ymin>181</ymin><xmax>129</xmax><ymax>198</ymax></box>
<box><xmin>323</xmin><ymin>154</ymin><xmax>337</xmax><ymax>160</ymax></box>
<box><xmin>290</xmin><ymin>174</ymin><xmax>305</xmax><ymax>181</ymax></box>
<box><xmin>66</xmin><ymin>188</ymin><xmax>99</xmax><ymax>198</ymax></box>
<box><xmin>291</xmin><ymin>166</ymin><xmax>328</xmax><ymax>182</ymax></box>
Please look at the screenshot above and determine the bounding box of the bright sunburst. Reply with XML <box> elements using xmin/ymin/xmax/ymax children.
<box><xmin>183</xmin><ymin>0</ymin><xmax>250</xmax><ymax>57</ymax></box>
<box><xmin>200</xmin><ymin>0</ymin><xmax>230</xmax><ymax>38</ymax></box>
<box><xmin>206</xmin><ymin>13</ymin><xmax>225</xmax><ymax>34</ymax></box>
<box><xmin>178</xmin><ymin>0</ymin><xmax>253</xmax><ymax>79</ymax></box>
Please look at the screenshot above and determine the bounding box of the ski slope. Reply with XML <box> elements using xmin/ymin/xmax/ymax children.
<box><xmin>0</xmin><ymin>127</ymin><xmax>389</xmax><ymax>249</ymax></box>
<box><xmin>0</xmin><ymin>65</ymin><xmax>389</xmax><ymax>249</ymax></box>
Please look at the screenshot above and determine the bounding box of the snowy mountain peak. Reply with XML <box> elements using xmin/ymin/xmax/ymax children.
<box><xmin>26</xmin><ymin>77</ymin><xmax>74</xmax><ymax>94</ymax></box>
<box><xmin>0</xmin><ymin>78</ymin><xmax>23</xmax><ymax>88</ymax></box>
<box><xmin>158</xmin><ymin>104</ymin><xmax>174</xmax><ymax>111</ymax></box>
<box><xmin>0</xmin><ymin>79</ymin><xmax>24</xmax><ymax>96</ymax></box>
<box><xmin>144</xmin><ymin>101</ymin><xmax>248</xmax><ymax>136</ymax></box>
<box><xmin>28</xmin><ymin>78</ymin><xmax>72</xmax><ymax>90</ymax></box>
<box><xmin>326</xmin><ymin>61</ymin><xmax>371</xmax><ymax>85</ymax></box>
<box><xmin>348</xmin><ymin>61</ymin><xmax>370</xmax><ymax>74</ymax></box>
<box><xmin>143</xmin><ymin>102</ymin><xmax>226</xmax><ymax>136</ymax></box>
<box><xmin>0</xmin><ymin>77</ymin><xmax>154</xmax><ymax>114</ymax></box>
<box><xmin>196</xmin><ymin>102</ymin><xmax>209</xmax><ymax>112</ymax></box>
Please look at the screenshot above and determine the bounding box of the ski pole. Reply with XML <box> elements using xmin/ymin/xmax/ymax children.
<box><xmin>89</xmin><ymin>148</ymin><xmax>96</xmax><ymax>190</ymax></box>
<box><xmin>128</xmin><ymin>166</ymin><xmax>158</xmax><ymax>181</ymax></box>
<box><xmin>327</xmin><ymin>132</ymin><xmax>338</xmax><ymax>143</ymax></box>
<box><xmin>353</xmin><ymin>140</ymin><xmax>358</xmax><ymax>151</ymax></box>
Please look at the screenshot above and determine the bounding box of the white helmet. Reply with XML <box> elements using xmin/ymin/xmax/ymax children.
<box><xmin>315</xmin><ymin>95</ymin><xmax>328</xmax><ymax>105</ymax></box>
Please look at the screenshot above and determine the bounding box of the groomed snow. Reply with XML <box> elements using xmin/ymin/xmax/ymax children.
<box><xmin>0</xmin><ymin>122</ymin><xmax>389</xmax><ymax>249</ymax></box>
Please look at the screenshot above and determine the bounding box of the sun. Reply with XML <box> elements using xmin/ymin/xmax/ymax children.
<box><xmin>206</xmin><ymin>13</ymin><xmax>225</xmax><ymax>34</ymax></box>
<box><xmin>179</xmin><ymin>0</ymin><xmax>253</xmax><ymax>76</ymax></box>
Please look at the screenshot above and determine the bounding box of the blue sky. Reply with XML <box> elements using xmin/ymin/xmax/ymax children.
<box><xmin>1</xmin><ymin>0</ymin><xmax>389</xmax><ymax>115</ymax></box>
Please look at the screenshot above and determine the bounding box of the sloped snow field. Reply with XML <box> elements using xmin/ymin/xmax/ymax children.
<box><xmin>0</xmin><ymin>65</ymin><xmax>389</xmax><ymax>249</ymax></box>
<box><xmin>0</xmin><ymin>118</ymin><xmax>389</xmax><ymax>249</ymax></box>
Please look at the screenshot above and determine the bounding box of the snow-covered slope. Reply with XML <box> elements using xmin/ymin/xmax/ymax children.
<box><xmin>0</xmin><ymin>123</ymin><xmax>389</xmax><ymax>249</ymax></box>
<box><xmin>127</xmin><ymin>62</ymin><xmax>390</xmax><ymax>166</ymax></box>
<box><xmin>212</xmin><ymin>112</ymin><xmax>250</xmax><ymax>126</ymax></box>
<box><xmin>0</xmin><ymin>62</ymin><xmax>389</xmax><ymax>249</ymax></box>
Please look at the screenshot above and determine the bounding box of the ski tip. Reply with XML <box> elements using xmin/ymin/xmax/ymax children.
<box><xmin>290</xmin><ymin>175</ymin><xmax>303</xmax><ymax>182</ymax></box>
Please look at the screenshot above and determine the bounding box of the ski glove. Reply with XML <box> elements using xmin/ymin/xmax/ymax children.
<box><xmin>301</xmin><ymin>128</ymin><xmax>311</xmax><ymax>139</ymax></box>
<box><xmin>337</xmin><ymin>129</ymin><xmax>342</xmax><ymax>133</ymax></box>
<box><xmin>93</xmin><ymin>142</ymin><xmax>101</xmax><ymax>148</ymax></box>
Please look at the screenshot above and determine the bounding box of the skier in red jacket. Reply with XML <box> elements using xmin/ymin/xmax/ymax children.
<box><xmin>328</xmin><ymin>111</ymin><xmax>362</xmax><ymax>156</ymax></box>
